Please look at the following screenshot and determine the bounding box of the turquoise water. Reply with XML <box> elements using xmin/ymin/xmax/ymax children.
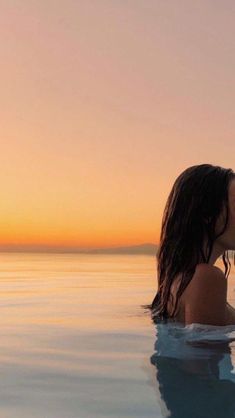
<box><xmin>0</xmin><ymin>252</ymin><xmax>234</xmax><ymax>417</ymax></box>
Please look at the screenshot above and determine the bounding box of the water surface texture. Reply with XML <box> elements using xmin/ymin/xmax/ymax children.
<box><xmin>0</xmin><ymin>252</ymin><xmax>234</xmax><ymax>418</ymax></box>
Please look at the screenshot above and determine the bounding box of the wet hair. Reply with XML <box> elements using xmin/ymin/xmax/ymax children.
<box><xmin>143</xmin><ymin>163</ymin><xmax>235</xmax><ymax>322</ymax></box>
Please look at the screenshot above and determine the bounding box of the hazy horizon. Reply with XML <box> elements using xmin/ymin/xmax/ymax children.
<box><xmin>0</xmin><ymin>242</ymin><xmax>158</xmax><ymax>254</ymax></box>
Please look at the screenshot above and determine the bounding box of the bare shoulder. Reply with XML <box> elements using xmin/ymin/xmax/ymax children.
<box><xmin>184</xmin><ymin>263</ymin><xmax>227</xmax><ymax>326</ymax></box>
<box><xmin>186</xmin><ymin>263</ymin><xmax>226</xmax><ymax>291</ymax></box>
<box><xmin>195</xmin><ymin>263</ymin><xmax>226</xmax><ymax>277</ymax></box>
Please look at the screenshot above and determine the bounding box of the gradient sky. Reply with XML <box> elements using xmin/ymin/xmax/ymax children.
<box><xmin>1</xmin><ymin>1</ymin><xmax>235</xmax><ymax>249</ymax></box>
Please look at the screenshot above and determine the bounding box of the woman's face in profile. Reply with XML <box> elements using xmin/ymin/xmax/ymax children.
<box><xmin>216</xmin><ymin>178</ymin><xmax>235</xmax><ymax>250</ymax></box>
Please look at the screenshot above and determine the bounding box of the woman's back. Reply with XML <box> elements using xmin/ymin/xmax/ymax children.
<box><xmin>167</xmin><ymin>264</ymin><xmax>235</xmax><ymax>326</ymax></box>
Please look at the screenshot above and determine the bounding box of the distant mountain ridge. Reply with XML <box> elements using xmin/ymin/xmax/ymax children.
<box><xmin>81</xmin><ymin>243</ymin><xmax>158</xmax><ymax>255</ymax></box>
<box><xmin>0</xmin><ymin>242</ymin><xmax>158</xmax><ymax>255</ymax></box>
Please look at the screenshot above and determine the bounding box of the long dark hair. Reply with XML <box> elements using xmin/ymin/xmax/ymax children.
<box><xmin>144</xmin><ymin>163</ymin><xmax>235</xmax><ymax>322</ymax></box>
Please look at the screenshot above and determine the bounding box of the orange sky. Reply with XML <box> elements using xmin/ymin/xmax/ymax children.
<box><xmin>1</xmin><ymin>1</ymin><xmax>235</xmax><ymax>250</ymax></box>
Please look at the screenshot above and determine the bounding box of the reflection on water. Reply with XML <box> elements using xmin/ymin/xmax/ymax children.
<box><xmin>0</xmin><ymin>252</ymin><xmax>159</xmax><ymax>418</ymax></box>
<box><xmin>151</xmin><ymin>320</ymin><xmax>235</xmax><ymax>418</ymax></box>
<box><xmin>148</xmin><ymin>259</ymin><xmax>235</xmax><ymax>418</ymax></box>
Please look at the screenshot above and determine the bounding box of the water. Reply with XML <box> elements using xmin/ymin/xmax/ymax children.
<box><xmin>0</xmin><ymin>252</ymin><xmax>234</xmax><ymax>417</ymax></box>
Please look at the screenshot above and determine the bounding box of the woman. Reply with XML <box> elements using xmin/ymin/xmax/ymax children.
<box><xmin>146</xmin><ymin>163</ymin><xmax>235</xmax><ymax>326</ymax></box>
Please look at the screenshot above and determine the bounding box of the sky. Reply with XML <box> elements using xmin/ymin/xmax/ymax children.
<box><xmin>1</xmin><ymin>0</ymin><xmax>235</xmax><ymax>250</ymax></box>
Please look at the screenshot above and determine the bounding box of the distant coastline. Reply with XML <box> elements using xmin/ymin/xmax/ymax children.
<box><xmin>0</xmin><ymin>243</ymin><xmax>158</xmax><ymax>255</ymax></box>
<box><xmin>80</xmin><ymin>243</ymin><xmax>158</xmax><ymax>255</ymax></box>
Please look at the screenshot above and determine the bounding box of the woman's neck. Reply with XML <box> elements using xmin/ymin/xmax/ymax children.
<box><xmin>206</xmin><ymin>241</ymin><xmax>225</xmax><ymax>265</ymax></box>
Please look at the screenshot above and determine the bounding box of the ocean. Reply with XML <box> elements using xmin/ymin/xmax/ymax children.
<box><xmin>0</xmin><ymin>252</ymin><xmax>234</xmax><ymax>417</ymax></box>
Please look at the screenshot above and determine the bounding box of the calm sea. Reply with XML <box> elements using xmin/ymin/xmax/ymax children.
<box><xmin>0</xmin><ymin>252</ymin><xmax>234</xmax><ymax>418</ymax></box>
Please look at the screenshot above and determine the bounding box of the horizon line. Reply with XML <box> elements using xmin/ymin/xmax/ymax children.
<box><xmin>0</xmin><ymin>242</ymin><xmax>158</xmax><ymax>255</ymax></box>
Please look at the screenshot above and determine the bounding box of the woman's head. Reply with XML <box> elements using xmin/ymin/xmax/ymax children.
<box><xmin>148</xmin><ymin>163</ymin><xmax>235</xmax><ymax>321</ymax></box>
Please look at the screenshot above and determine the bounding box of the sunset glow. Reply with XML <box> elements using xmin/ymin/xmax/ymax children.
<box><xmin>1</xmin><ymin>1</ymin><xmax>235</xmax><ymax>250</ymax></box>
